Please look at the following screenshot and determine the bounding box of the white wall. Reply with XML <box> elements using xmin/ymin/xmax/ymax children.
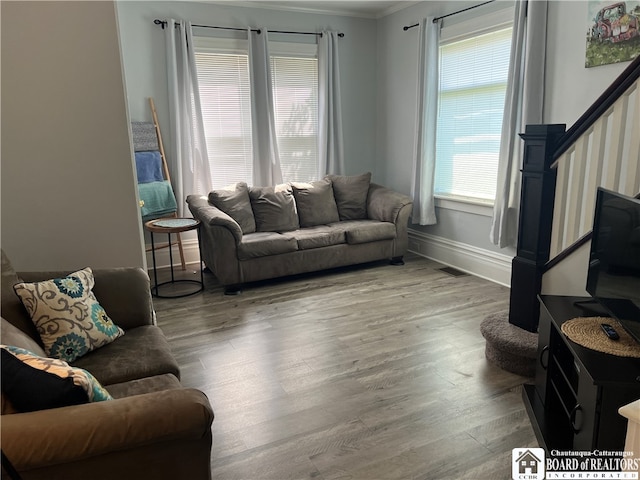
<box><xmin>1</xmin><ymin>1</ymin><xmax>145</xmax><ymax>271</ymax></box>
<box><xmin>376</xmin><ymin>0</ymin><xmax>632</xmax><ymax>194</ymax></box>
<box><xmin>376</xmin><ymin>0</ymin><xmax>516</xmax><ymax>281</ymax></box>
<box><xmin>116</xmin><ymin>1</ymin><xmax>379</xmax><ymax>188</ymax></box>
<box><xmin>375</xmin><ymin>0</ymin><xmax>633</xmax><ymax>283</ymax></box>
<box><xmin>115</xmin><ymin>1</ymin><xmax>381</xmax><ymax>267</ymax></box>
<box><xmin>545</xmin><ymin>1</ymin><xmax>631</xmax><ymax>126</ymax></box>
<box><xmin>3</xmin><ymin>1</ymin><xmax>627</xmax><ymax>278</ymax></box>
<box><xmin>541</xmin><ymin>0</ymin><xmax>632</xmax><ymax>297</ymax></box>
<box><xmin>376</xmin><ymin>0</ymin><xmax>476</xmax><ymax>196</ymax></box>
<box><xmin>542</xmin><ymin>242</ymin><xmax>590</xmax><ymax>296</ymax></box>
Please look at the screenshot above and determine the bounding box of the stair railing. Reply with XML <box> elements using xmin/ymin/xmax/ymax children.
<box><xmin>509</xmin><ymin>55</ymin><xmax>640</xmax><ymax>332</ymax></box>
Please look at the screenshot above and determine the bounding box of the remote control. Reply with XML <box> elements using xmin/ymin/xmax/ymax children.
<box><xmin>600</xmin><ymin>323</ymin><xmax>620</xmax><ymax>340</ymax></box>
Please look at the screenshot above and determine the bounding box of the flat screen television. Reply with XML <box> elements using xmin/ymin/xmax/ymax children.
<box><xmin>586</xmin><ymin>187</ymin><xmax>640</xmax><ymax>343</ymax></box>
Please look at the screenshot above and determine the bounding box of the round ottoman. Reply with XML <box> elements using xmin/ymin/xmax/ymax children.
<box><xmin>480</xmin><ymin>311</ymin><xmax>538</xmax><ymax>377</ymax></box>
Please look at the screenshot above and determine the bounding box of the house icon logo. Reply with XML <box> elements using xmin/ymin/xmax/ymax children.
<box><xmin>512</xmin><ymin>448</ymin><xmax>545</xmax><ymax>480</ymax></box>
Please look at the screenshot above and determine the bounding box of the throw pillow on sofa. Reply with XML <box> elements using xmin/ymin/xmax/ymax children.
<box><xmin>325</xmin><ymin>172</ymin><xmax>371</xmax><ymax>220</ymax></box>
<box><xmin>291</xmin><ymin>179</ymin><xmax>340</xmax><ymax>227</ymax></box>
<box><xmin>1</xmin><ymin>345</ymin><xmax>112</xmax><ymax>412</ymax></box>
<box><xmin>13</xmin><ymin>267</ymin><xmax>124</xmax><ymax>363</ymax></box>
<box><xmin>208</xmin><ymin>182</ymin><xmax>256</xmax><ymax>234</ymax></box>
<box><xmin>249</xmin><ymin>184</ymin><xmax>300</xmax><ymax>232</ymax></box>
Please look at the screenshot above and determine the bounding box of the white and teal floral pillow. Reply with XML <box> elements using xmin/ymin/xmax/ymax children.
<box><xmin>13</xmin><ymin>267</ymin><xmax>124</xmax><ymax>362</ymax></box>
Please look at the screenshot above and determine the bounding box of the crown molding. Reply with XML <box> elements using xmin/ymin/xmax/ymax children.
<box><xmin>201</xmin><ymin>1</ymin><xmax>418</xmax><ymax>19</ymax></box>
<box><xmin>376</xmin><ymin>1</ymin><xmax>419</xmax><ymax>18</ymax></box>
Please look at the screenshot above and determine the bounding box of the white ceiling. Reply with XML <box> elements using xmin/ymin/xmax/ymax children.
<box><xmin>211</xmin><ymin>1</ymin><xmax>418</xmax><ymax>19</ymax></box>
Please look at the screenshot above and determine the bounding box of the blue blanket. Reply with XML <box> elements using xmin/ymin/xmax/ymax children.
<box><xmin>138</xmin><ymin>181</ymin><xmax>177</xmax><ymax>220</ymax></box>
<box><xmin>135</xmin><ymin>151</ymin><xmax>164</xmax><ymax>184</ymax></box>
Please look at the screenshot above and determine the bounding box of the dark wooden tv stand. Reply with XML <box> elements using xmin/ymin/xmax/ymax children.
<box><xmin>523</xmin><ymin>295</ymin><xmax>640</xmax><ymax>451</ymax></box>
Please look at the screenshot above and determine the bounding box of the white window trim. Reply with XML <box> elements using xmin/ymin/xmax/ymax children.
<box><xmin>440</xmin><ymin>4</ymin><xmax>514</xmax><ymax>44</ymax></box>
<box><xmin>193</xmin><ymin>36</ymin><xmax>246</xmax><ymax>54</ymax></box>
<box><xmin>434</xmin><ymin>195</ymin><xmax>494</xmax><ymax>217</ymax></box>
<box><xmin>193</xmin><ymin>36</ymin><xmax>317</xmax><ymax>58</ymax></box>
<box><xmin>270</xmin><ymin>41</ymin><xmax>317</xmax><ymax>58</ymax></box>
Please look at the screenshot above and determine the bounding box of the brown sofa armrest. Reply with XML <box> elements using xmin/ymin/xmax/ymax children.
<box><xmin>187</xmin><ymin>194</ymin><xmax>243</xmax><ymax>244</ymax></box>
<box><xmin>2</xmin><ymin>388</ymin><xmax>213</xmax><ymax>472</ymax></box>
<box><xmin>18</xmin><ymin>267</ymin><xmax>154</xmax><ymax>330</ymax></box>
<box><xmin>367</xmin><ymin>183</ymin><xmax>413</xmax><ymax>224</ymax></box>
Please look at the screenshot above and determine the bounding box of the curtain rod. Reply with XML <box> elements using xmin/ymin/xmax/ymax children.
<box><xmin>403</xmin><ymin>0</ymin><xmax>496</xmax><ymax>31</ymax></box>
<box><xmin>153</xmin><ymin>19</ymin><xmax>344</xmax><ymax>37</ymax></box>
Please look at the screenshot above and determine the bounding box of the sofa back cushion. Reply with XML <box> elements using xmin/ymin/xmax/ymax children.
<box><xmin>1</xmin><ymin>250</ymin><xmax>42</xmax><ymax>343</ymax></box>
<box><xmin>249</xmin><ymin>184</ymin><xmax>300</xmax><ymax>232</ymax></box>
<box><xmin>291</xmin><ymin>179</ymin><xmax>340</xmax><ymax>228</ymax></box>
<box><xmin>208</xmin><ymin>182</ymin><xmax>256</xmax><ymax>234</ymax></box>
<box><xmin>326</xmin><ymin>172</ymin><xmax>371</xmax><ymax>220</ymax></box>
<box><xmin>1</xmin><ymin>317</ymin><xmax>46</xmax><ymax>357</ymax></box>
<box><xmin>1</xmin><ymin>319</ymin><xmax>47</xmax><ymax>413</ymax></box>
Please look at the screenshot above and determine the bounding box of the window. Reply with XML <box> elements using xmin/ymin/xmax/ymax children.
<box><xmin>271</xmin><ymin>54</ymin><xmax>318</xmax><ymax>183</ymax></box>
<box><xmin>195</xmin><ymin>47</ymin><xmax>252</xmax><ymax>188</ymax></box>
<box><xmin>434</xmin><ymin>11</ymin><xmax>513</xmax><ymax>205</ymax></box>
<box><xmin>194</xmin><ymin>37</ymin><xmax>318</xmax><ymax>188</ymax></box>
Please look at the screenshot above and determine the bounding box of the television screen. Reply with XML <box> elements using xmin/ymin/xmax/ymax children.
<box><xmin>586</xmin><ymin>187</ymin><xmax>640</xmax><ymax>343</ymax></box>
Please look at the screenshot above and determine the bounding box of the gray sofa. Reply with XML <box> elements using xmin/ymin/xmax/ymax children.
<box><xmin>187</xmin><ymin>174</ymin><xmax>413</xmax><ymax>294</ymax></box>
<box><xmin>1</xmin><ymin>250</ymin><xmax>214</xmax><ymax>480</ymax></box>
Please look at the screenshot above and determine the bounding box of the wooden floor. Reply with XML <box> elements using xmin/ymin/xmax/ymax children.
<box><xmin>151</xmin><ymin>253</ymin><xmax>538</xmax><ymax>480</ymax></box>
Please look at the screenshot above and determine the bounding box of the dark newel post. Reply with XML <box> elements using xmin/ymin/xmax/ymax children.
<box><xmin>509</xmin><ymin>124</ymin><xmax>566</xmax><ymax>332</ymax></box>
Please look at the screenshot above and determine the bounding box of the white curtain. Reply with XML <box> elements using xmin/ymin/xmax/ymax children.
<box><xmin>164</xmin><ymin>20</ymin><xmax>211</xmax><ymax>216</ymax></box>
<box><xmin>248</xmin><ymin>28</ymin><xmax>283</xmax><ymax>186</ymax></box>
<box><xmin>490</xmin><ymin>1</ymin><xmax>548</xmax><ymax>247</ymax></box>
<box><xmin>411</xmin><ymin>18</ymin><xmax>440</xmax><ymax>226</ymax></box>
<box><xmin>318</xmin><ymin>31</ymin><xmax>345</xmax><ymax>177</ymax></box>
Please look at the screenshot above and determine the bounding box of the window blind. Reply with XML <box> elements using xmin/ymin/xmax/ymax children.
<box><xmin>195</xmin><ymin>51</ymin><xmax>253</xmax><ymax>189</ymax></box>
<box><xmin>434</xmin><ymin>26</ymin><xmax>513</xmax><ymax>203</ymax></box>
<box><xmin>194</xmin><ymin>37</ymin><xmax>319</xmax><ymax>188</ymax></box>
<box><xmin>271</xmin><ymin>55</ymin><xmax>319</xmax><ymax>183</ymax></box>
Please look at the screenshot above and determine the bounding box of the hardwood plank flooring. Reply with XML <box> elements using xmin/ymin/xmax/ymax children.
<box><xmin>151</xmin><ymin>253</ymin><xmax>537</xmax><ymax>479</ymax></box>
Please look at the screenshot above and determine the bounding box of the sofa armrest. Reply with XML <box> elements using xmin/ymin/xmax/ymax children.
<box><xmin>187</xmin><ymin>195</ymin><xmax>243</xmax><ymax>244</ymax></box>
<box><xmin>367</xmin><ymin>183</ymin><xmax>413</xmax><ymax>224</ymax></box>
<box><xmin>18</xmin><ymin>267</ymin><xmax>154</xmax><ymax>330</ymax></box>
<box><xmin>2</xmin><ymin>388</ymin><xmax>213</xmax><ymax>473</ymax></box>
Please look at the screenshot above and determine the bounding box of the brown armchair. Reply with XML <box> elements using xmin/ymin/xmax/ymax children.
<box><xmin>1</xmin><ymin>250</ymin><xmax>214</xmax><ymax>480</ymax></box>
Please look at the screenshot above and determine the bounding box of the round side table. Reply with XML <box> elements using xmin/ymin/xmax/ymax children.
<box><xmin>144</xmin><ymin>218</ymin><xmax>203</xmax><ymax>298</ymax></box>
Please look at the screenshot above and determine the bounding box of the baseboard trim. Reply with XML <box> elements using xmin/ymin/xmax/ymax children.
<box><xmin>145</xmin><ymin>238</ymin><xmax>201</xmax><ymax>270</ymax></box>
<box><xmin>408</xmin><ymin>230</ymin><xmax>512</xmax><ymax>287</ymax></box>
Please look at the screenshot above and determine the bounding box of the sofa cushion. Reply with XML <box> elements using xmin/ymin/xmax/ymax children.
<box><xmin>326</xmin><ymin>172</ymin><xmax>371</xmax><ymax>220</ymax></box>
<box><xmin>13</xmin><ymin>267</ymin><xmax>124</xmax><ymax>363</ymax></box>
<box><xmin>1</xmin><ymin>316</ymin><xmax>46</xmax><ymax>357</ymax></box>
<box><xmin>1</xmin><ymin>249</ymin><xmax>41</xmax><ymax>343</ymax></box>
<box><xmin>237</xmin><ymin>232</ymin><xmax>298</xmax><ymax>260</ymax></box>
<box><xmin>106</xmin><ymin>373</ymin><xmax>182</xmax><ymax>399</ymax></box>
<box><xmin>71</xmin><ymin>325</ymin><xmax>180</xmax><ymax>386</ymax></box>
<box><xmin>291</xmin><ymin>179</ymin><xmax>340</xmax><ymax>227</ymax></box>
<box><xmin>208</xmin><ymin>182</ymin><xmax>256</xmax><ymax>234</ymax></box>
<box><xmin>328</xmin><ymin>220</ymin><xmax>396</xmax><ymax>245</ymax></box>
<box><xmin>1</xmin><ymin>345</ymin><xmax>112</xmax><ymax>412</ymax></box>
<box><xmin>282</xmin><ymin>226</ymin><xmax>346</xmax><ymax>250</ymax></box>
<box><xmin>249</xmin><ymin>184</ymin><xmax>300</xmax><ymax>232</ymax></box>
